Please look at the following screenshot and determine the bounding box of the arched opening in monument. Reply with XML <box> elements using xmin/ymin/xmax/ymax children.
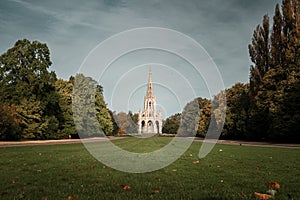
<box><xmin>156</xmin><ymin>121</ymin><xmax>160</xmax><ymax>134</ymax></box>
<box><xmin>141</xmin><ymin>120</ymin><xmax>145</xmax><ymax>133</ymax></box>
<box><xmin>148</xmin><ymin>120</ymin><xmax>153</xmax><ymax>133</ymax></box>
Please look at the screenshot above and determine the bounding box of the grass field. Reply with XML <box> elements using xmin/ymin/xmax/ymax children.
<box><xmin>0</xmin><ymin>137</ymin><xmax>299</xmax><ymax>199</ymax></box>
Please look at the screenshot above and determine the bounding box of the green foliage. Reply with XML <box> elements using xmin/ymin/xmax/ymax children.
<box><xmin>162</xmin><ymin>113</ymin><xmax>181</xmax><ymax>134</ymax></box>
<box><xmin>247</xmin><ymin>0</ymin><xmax>300</xmax><ymax>142</ymax></box>
<box><xmin>177</xmin><ymin>98</ymin><xmax>200</xmax><ymax>136</ymax></box>
<box><xmin>109</xmin><ymin>110</ymin><xmax>120</xmax><ymax>136</ymax></box>
<box><xmin>0</xmin><ymin>40</ymin><xmax>114</xmax><ymax>140</ymax></box>
<box><xmin>0</xmin><ymin>103</ymin><xmax>20</xmax><ymax>140</ymax></box>
<box><xmin>0</xmin><ymin>39</ymin><xmax>62</xmax><ymax>140</ymax></box>
<box><xmin>222</xmin><ymin>83</ymin><xmax>250</xmax><ymax>140</ymax></box>
<box><xmin>16</xmin><ymin>99</ymin><xmax>43</xmax><ymax>139</ymax></box>
<box><xmin>54</xmin><ymin>78</ymin><xmax>76</xmax><ymax>138</ymax></box>
<box><xmin>72</xmin><ymin>73</ymin><xmax>113</xmax><ymax>137</ymax></box>
<box><xmin>196</xmin><ymin>98</ymin><xmax>212</xmax><ymax>137</ymax></box>
<box><xmin>0</xmin><ymin>39</ymin><xmax>56</xmax><ymax>104</ymax></box>
<box><xmin>95</xmin><ymin>85</ymin><xmax>114</xmax><ymax>134</ymax></box>
<box><xmin>183</xmin><ymin>0</ymin><xmax>300</xmax><ymax>142</ymax></box>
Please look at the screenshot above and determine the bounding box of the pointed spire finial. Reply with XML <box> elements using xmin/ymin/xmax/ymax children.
<box><xmin>146</xmin><ymin>68</ymin><xmax>154</xmax><ymax>97</ymax></box>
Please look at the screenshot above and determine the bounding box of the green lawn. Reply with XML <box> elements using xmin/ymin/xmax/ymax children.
<box><xmin>0</xmin><ymin>137</ymin><xmax>299</xmax><ymax>199</ymax></box>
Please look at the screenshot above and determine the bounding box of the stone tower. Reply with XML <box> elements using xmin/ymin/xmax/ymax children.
<box><xmin>138</xmin><ymin>69</ymin><xmax>162</xmax><ymax>134</ymax></box>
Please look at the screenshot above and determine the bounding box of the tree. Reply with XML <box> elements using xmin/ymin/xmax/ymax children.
<box><xmin>0</xmin><ymin>39</ymin><xmax>56</xmax><ymax>104</ymax></box>
<box><xmin>248</xmin><ymin>15</ymin><xmax>270</xmax><ymax>95</ymax></box>
<box><xmin>176</xmin><ymin>97</ymin><xmax>216</xmax><ymax>137</ymax></box>
<box><xmin>196</xmin><ymin>98</ymin><xmax>211</xmax><ymax>137</ymax></box>
<box><xmin>178</xmin><ymin>99</ymin><xmax>200</xmax><ymax>136</ymax></box>
<box><xmin>72</xmin><ymin>73</ymin><xmax>113</xmax><ymax>137</ymax></box>
<box><xmin>54</xmin><ymin>78</ymin><xmax>76</xmax><ymax>138</ymax></box>
<box><xmin>247</xmin><ymin>0</ymin><xmax>300</xmax><ymax>142</ymax></box>
<box><xmin>162</xmin><ymin>113</ymin><xmax>181</xmax><ymax>134</ymax></box>
<box><xmin>221</xmin><ymin>83</ymin><xmax>250</xmax><ymax>140</ymax></box>
<box><xmin>271</xmin><ymin>4</ymin><xmax>284</xmax><ymax>69</ymax></box>
<box><xmin>0</xmin><ymin>103</ymin><xmax>21</xmax><ymax>140</ymax></box>
<box><xmin>0</xmin><ymin>39</ymin><xmax>60</xmax><ymax>140</ymax></box>
<box><xmin>95</xmin><ymin>84</ymin><xmax>114</xmax><ymax>134</ymax></box>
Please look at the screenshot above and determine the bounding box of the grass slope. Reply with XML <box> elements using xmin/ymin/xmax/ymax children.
<box><xmin>0</xmin><ymin>137</ymin><xmax>299</xmax><ymax>199</ymax></box>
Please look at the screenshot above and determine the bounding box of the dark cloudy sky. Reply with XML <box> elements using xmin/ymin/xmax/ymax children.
<box><xmin>0</xmin><ymin>0</ymin><xmax>280</xmax><ymax>116</ymax></box>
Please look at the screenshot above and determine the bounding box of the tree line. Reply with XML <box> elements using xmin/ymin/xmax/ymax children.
<box><xmin>163</xmin><ymin>0</ymin><xmax>300</xmax><ymax>142</ymax></box>
<box><xmin>0</xmin><ymin>39</ymin><xmax>114</xmax><ymax>140</ymax></box>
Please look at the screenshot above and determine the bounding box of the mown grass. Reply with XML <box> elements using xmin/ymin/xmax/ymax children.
<box><xmin>0</xmin><ymin>137</ymin><xmax>299</xmax><ymax>199</ymax></box>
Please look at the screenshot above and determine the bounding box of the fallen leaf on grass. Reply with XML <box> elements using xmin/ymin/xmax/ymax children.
<box><xmin>67</xmin><ymin>195</ymin><xmax>76</xmax><ymax>200</ymax></box>
<box><xmin>152</xmin><ymin>190</ymin><xmax>159</xmax><ymax>194</ymax></box>
<box><xmin>123</xmin><ymin>185</ymin><xmax>131</xmax><ymax>190</ymax></box>
<box><xmin>268</xmin><ymin>182</ymin><xmax>280</xmax><ymax>189</ymax></box>
<box><xmin>89</xmin><ymin>165</ymin><xmax>94</xmax><ymax>169</ymax></box>
<box><xmin>172</xmin><ymin>169</ymin><xmax>177</xmax><ymax>172</ymax></box>
<box><xmin>254</xmin><ymin>192</ymin><xmax>272</xmax><ymax>200</ymax></box>
<box><xmin>41</xmin><ymin>196</ymin><xmax>49</xmax><ymax>200</ymax></box>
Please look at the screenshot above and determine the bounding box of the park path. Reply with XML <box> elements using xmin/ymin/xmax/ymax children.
<box><xmin>0</xmin><ymin>136</ymin><xmax>299</xmax><ymax>149</ymax></box>
<box><xmin>191</xmin><ymin>138</ymin><xmax>300</xmax><ymax>149</ymax></box>
<box><xmin>0</xmin><ymin>136</ymin><xmax>124</xmax><ymax>147</ymax></box>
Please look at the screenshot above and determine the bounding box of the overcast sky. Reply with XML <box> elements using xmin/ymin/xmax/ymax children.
<box><xmin>0</xmin><ymin>0</ymin><xmax>280</xmax><ymax>117</ymax></box>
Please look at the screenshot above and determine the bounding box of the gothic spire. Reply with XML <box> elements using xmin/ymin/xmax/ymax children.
<box><xmin>146</xmin><ymin>68</ymin><xmax>154</xmax><ymax>98</ymax></box>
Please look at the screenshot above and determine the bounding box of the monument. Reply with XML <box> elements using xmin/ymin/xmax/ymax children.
<box><xmin>138</xmin><ymin>69</ymin><xmax>162</xmax><ymax>134</ymax></box>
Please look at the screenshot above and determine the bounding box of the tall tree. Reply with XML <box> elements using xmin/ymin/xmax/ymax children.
<box><xmin>0</xmin><ymin>39</ymin><xmax>56</xmax><ymax>104</ymax></box>
<box><xmin>247</xmin><ymin>0</ymin><xmax>300</xmax><ymax>142</ymax></box>
<box><xmin>271</xmin><ymin>4</ymin><xmax>284</xmax><ymax>69</ymax></box>
<box><xmin>248</xmin><ymin>15</ymin><xmax>270</xmax><ymax>94</ymax></box>
<box><xmin>0</xmin><ymin>39</ymin><xmax>60</xmax><ymax>139</ymax></box>
<box><xmin>72</xmin><ymin>73</ymin><xmax>113</xmax><ymax>137</ymax></box>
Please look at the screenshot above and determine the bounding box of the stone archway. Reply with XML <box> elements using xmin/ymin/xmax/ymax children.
<box><xmin>148</xmin><ymin>120</ymin><xmax>154</xmax><ymax>133</ymax></box>
<box><xmin>156</xmin><ymin>121</ymin><xmax>160</xmax><ymax>134</ymax></box>
<box><xmin>141</xmin><ymin>121</ymin><xmax>145</xmax><ymax>133</ymax></box>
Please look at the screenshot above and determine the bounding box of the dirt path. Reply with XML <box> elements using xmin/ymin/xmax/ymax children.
<box><xmin>0</xmin><ymin>136</ymin><xmax>299</xmax><ymax>149</ymax></box>
<box><xmin>0</xmin><ymin>136</ymin><xmax>124</xmax><ymax>147</ymax></box>
<box><xmin>192</xmin><ymin>138</ymin><xmax>300</xmax><ymax>149</ymax></box>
